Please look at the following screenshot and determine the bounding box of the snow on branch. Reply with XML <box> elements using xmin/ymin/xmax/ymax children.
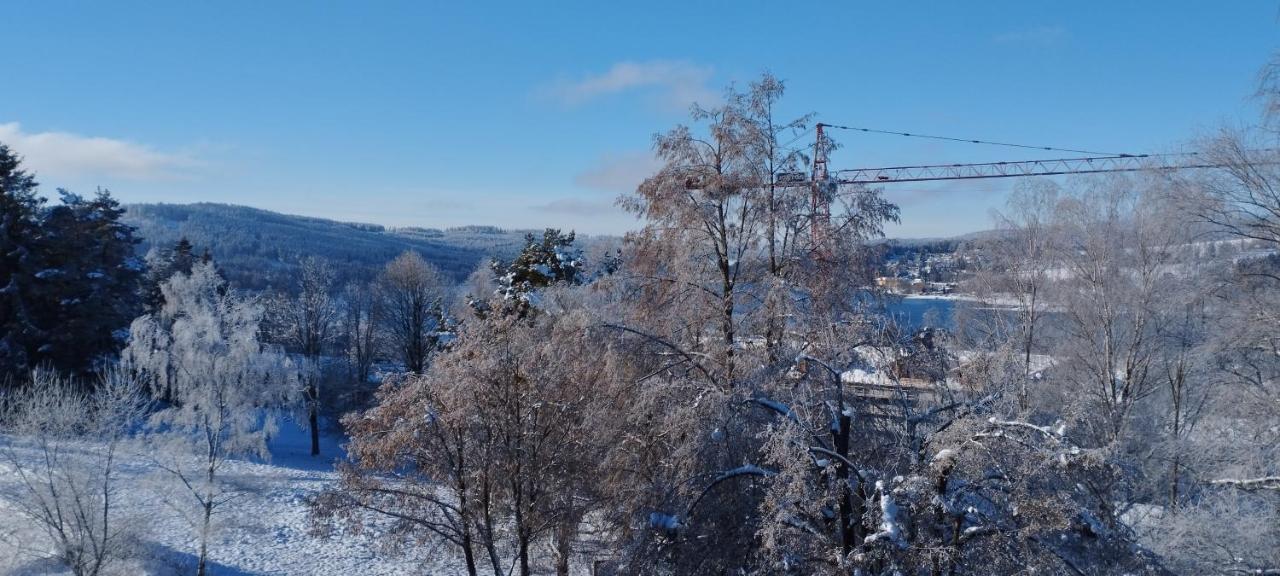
<box><xmin>986</xmin><ymin>417</ymin><xmax>1065</xmax><ymax>440</ymax></box>
<box><xmin>807</xmin><ymin>446</ymin><xmax>868</xmax><ymax>483</ymax></box>
<box><xmin>974</xmin><ymin>418</ymin><xmax>1087</xmax><ymax>467</ymax></box>
<box><xmin>749</xmin><ymin>396</ymin><xmax>796</xmax><ymax>420</ymax></box>
<box><xmin>713</xmin><ymin>464</ymin><xmax>777</xmax><ymax>483</ymax></box>
<box><xmin>687</xmin><ymin>464</ymin><xmax>778</xmax><ymax>520</ymax></box>
<box><xmin>647</xmin><ymin>512</ymin><xmax>682</xmax><ymax>537</ymax></box>
<box><xmin>863</xmin><ymin>480</ymin><xmax>908</xmax><ymax>549</ymax></box>
<box><xmin>1210</xmin><ymin>476</ymin><xmax>1280</xmax><ymax>492</ymax></box>
<box><xmin>958</xmin><ymin>524</ymin><xmax>998</xmax><ymax>544</ymax></box>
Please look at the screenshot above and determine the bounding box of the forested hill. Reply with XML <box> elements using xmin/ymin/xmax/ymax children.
<box><xmin>123</xmin><ymin>203</ymin><xmax>536</xmax><ymax>291</ymax></box>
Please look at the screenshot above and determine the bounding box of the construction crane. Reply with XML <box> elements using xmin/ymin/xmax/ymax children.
<box><xmin>833</xmin><ymin>152</ymin><xmax>1215</xmax><ymax>184</ymax></box>
<box><xmin>802</xmin><ymin>122</ymin><xmax>1225</xmax><ymax>186</ymax></box>
<box><xmin>790</xmin><ymin>122</ymin><xmax>1262</xmax><ymax>253</ymax></box>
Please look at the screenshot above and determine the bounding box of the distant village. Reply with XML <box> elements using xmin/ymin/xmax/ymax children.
<box><xmin>874</xmin><ymin>239</ymin><xmax>970</xmax><ymax>295</ymax></box>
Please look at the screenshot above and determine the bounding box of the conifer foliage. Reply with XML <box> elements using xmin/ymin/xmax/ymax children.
<box><xmin>0</xmin><ymin>144</ymin><xmax>144</xmax><ymax>378</ymax></box>
<box><xmin>0</xmin><ymin>144</ymin><xmax>45</xmax><ymax>375</ymax></box>
<box><xmin>488</xmin><ymin>228</ymin><xmax>581</xmax><ymax>316</ymax></box>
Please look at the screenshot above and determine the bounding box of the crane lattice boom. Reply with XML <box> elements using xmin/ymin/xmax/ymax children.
<box><xmin>831</xmin><ymin>153</ymin><xmax>1215</xmax><ymax>185</ymax></box>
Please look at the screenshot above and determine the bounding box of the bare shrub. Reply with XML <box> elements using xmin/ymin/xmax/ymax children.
<box><xmin>0</xmin><ymin>367</ymin><xmax>148</xmax><ymax>576</ymax></box>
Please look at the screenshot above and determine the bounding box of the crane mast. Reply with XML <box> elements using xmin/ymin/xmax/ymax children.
<box><xmin>809</xmin><ymin>123</ymin><xmax>829</xmax><ymax>248</ymax></box>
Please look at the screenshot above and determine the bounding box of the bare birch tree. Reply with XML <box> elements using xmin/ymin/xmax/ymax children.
<box><xmin>1048</xmin><ymin>176</ymin><xmax>1187</xmax><ymax>443</ymax></box>
<box><xmin>340</xmin><ymin>279</ymin><xmax>379</xmax><ymax>385</ymax></box>
<box><xmin>376</xmin><ymin>251</ymin><xmax>448</xmax><ymax>374</ymax></box>
<box><xmin>975</xmin><ymin>180</ymin><xmax>1061</xmax><ymax>410</ymax></box>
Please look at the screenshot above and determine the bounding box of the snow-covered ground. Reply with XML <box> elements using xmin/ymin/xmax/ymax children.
<box><xmin>0</xmin><ymin>422</ymin><xmax>464</xmax><ymax>576</ymax></box>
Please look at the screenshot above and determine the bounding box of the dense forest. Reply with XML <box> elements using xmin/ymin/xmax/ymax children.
<box><xmin>124</xmin><ymin>203</ymin><xmax>543</xmax><ymax>289</ymax></box>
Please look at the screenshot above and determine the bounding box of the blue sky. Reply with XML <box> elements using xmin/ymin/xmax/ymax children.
<box><xmin>2</xmin><ymin>2</ymin><xmax>1275</xmax><ymax>237</ymax></box>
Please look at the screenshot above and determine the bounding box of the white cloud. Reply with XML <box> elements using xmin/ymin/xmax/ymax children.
<box><xmin>0</xmin><ymin>122</ymin><xmax>199</xmax><ymax>181</ymax></box>
<box><xmin>542</xmin><ymin>60</ymin><xmax>717</xmax><ymax>109</ymax></box>
<box><xmin>574</xmin><ymin>150</ymin><xmax>663</xmax><ymax>194</ymax></box>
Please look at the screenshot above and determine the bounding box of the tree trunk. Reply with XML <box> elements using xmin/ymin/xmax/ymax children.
<box><xmin>308</xmin><ymin>381</ymin><xmax>320</xmax><ymax>457</ymax></box>
<box><xmin>480</xmin><ymin>477</ymin><xmax>502</xmax><ymax>576</ymax></box>
<box><xmin>835</xmin><ymin>413</ymin><xmax>856</xmax><ymax>555</ymax></box>
<box><xmin>1020</xmin><ymin>286</ymin><xmax>1037</xmax><ymax>412</ymax></box>
<box><xmin>518</xmin><ymin>529</ymin><xmax>531</xmax><ymax>576</ymax></box>
<box><xmin>455</xmin><ymin>450</ymin><xmax>479</xmax><ymax>576</ymax></box>
<box><xmin>460</xmin><ymin>534</ymin><xmax>478</xmax><ymax>576</ymax></box>
<box><xmin>458</xmin><ymin>505</ymin><xmax>479</xmax><ymax>576</ymax></box>
<box><xmin>765</xmin><ymin>185</ymin><xmax>781</xmax><ymax>364</ymax></box>
<box><xmin>554</xmin><ymin>517</ymin><xmax>574</xmax><ymax>576</ymax></box>
<box><xmin>197</xmin><ymin>496</ymin><xmax>213</xmax><ymax>576</ymax></box>
<box><xmin>513</xmin><ymin>482</ymin><xmax>531</xmax><ymax>576</ymax></box>
<box><xmin>198</xmin><ymin>438</ymin><xmax>218</xmax><ymax>576</ymax></box>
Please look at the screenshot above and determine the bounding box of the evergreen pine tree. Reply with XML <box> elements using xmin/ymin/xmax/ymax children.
<box><xmin>34</xmin><ymin>189</ymin><xmax>144</xmax><ymax>373</ymax></box>
<box><xmin>489</xmin><ymin>228</ymin><xmax>581</xmax><ymax>316</ymax></box>
<box><xmin>143</xmin><ymin>237</ymin><xmax>197</xmax><ymax>311</ymax></box>
<box><xmin>0</xmin><ymin>144</ymin><xmax>46</xmax><ymax>376</ymax></box>
<box><xmin>0</xmin><ymin>143</ymin><xmax>147</xmax><ymax>377</ymax></box>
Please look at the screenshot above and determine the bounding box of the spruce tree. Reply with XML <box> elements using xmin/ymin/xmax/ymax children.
<box><xmin>0</xmin><ymin>143</ymin><xmax>146</xmax><ymax>377</ymax></box>
<box><xmin>489</xmin><ymin>228</ymin><xmax>581</xmax><ymax>316</ymax></box>
<box><xmin>143</xmin><ymin>237</ymin><xmax>197</xmax><ymax>311</ymax></box>
<box><xmin>0</xmin><ymin>144</ymin><xmax>46</xmax><ymax>376</ymax></box>
<box><xmin>35</xmin><ymin>189</ymin><xmax>144</xmax><ymax>373</ymax></box>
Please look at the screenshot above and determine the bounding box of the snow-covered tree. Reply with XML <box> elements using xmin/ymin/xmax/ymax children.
<box><xmin>488</xmin><ymin>228</ymin><xmax>581</xmax><ymax>317</ymax></box>
<box><xmin>316</xmin><ymin>295</ymin><xmax>612</xmax><ymax>576</ymax></box>
<box><xmin>339</xmin><ymin>279</ymin><xmax>379</xmax><ymax>385</ymax></box>
<box><xmin>969</xmin><ymin>179</ymin><xmax>1061</xmax><ymax>411</ymax></box>
<box><xmin>1048</xmin><ymin>175</ymin><xmax>1190</xmax><ymax>444</ymax></box>
<box><xmin>0</xmin><ymin>367</ymin><xmax>148</xmax><ymax>576</ymax></box>
<box><xmin>0</xmin><ymin>144</ymin><xmax>144</xmax><ymax>377</ymax></box>
<box><xmin>1138</xmin><ymin>63</ymin><xmax>1280</xmax><ymax>570</ymax></box>
<box><xmin>266</xmin><ymin>256</ymin><xmax>338</xmax><ymax>456</ymax></box>
<box><xmin>142</xmin><ymin>236</ymin><xmax>199</xmax><ymax>312</ymax></box>
<box><xmin>375</xmin><ymin>251</ymin><xmax>449</xmax><ymax>373</ymax></box>
<box><xmin>122</xmin><ymin>262</ymin><xmax>298</xmax><ymax>576</ymax></box>
<box><xmin>737</xmin><ymin>73</ymin><xmax>814</xmax><ymax>362</ymax></box>
<box><xmin>594</xmin><ymin>74</ymin><xmax>900</xmax><ymax>574</ymax></box>
<box><xmin>620</xmin><ymin>90</ymin><xmax>765</xmax><ymax>388</ymax></box>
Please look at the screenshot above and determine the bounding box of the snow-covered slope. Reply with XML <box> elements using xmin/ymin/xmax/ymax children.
<box><xmin>0</xmin><ymin>423</ymin><xmax>463</xmax><ymax>576</ymax></box>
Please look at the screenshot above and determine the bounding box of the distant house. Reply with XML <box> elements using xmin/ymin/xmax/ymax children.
<box><xmin>875</xmin><ymin>276</ymin><xmax>904</xmax><ymax>292</ymax></box>
<box><xmin>926</xmin><ymin>281</ymin><xmax>954</xmax><ymax>294</ymax></box>
<box><xmin>876</xmin><ymin>276</ymin><xmax>937</xmax><ymax>294</ymax></box>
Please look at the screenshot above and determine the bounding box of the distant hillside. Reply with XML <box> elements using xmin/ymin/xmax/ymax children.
<box><xmin>123</xmin><ymin>203</ymin><xmax>538</xmax><ymax>291</ymax></box>
<box><xmin>877</xmin><ymin>229</ymin><xmax>1002</xmax><ymax>247</ymax></box>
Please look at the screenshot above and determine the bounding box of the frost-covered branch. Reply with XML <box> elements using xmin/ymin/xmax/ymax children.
<box><xmin>863</xmin><ymin>481</ymin><xmax>907</xmax><ymax>549</ymax></box>
<box><xmin>601</xmin><ymin>323</ymin><xmax>716</xmax><ymax>383</ymax></box>
<box><xmin>1210</xmin><ymin>476</ymin><xmax>1280</xmax><ymax>492</ymax></box>
<box><xmin>687</xmin><ymin>464</ymin><xmax>777</xmax><ymax>519</ymax></box>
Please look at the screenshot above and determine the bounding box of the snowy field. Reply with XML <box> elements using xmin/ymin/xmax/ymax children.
<box><xmin>0</xmin><ymin>423</ymin><xmax>467</xmax><ymax>576</ymax></box>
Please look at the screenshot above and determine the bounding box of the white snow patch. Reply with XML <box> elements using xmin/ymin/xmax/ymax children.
<box><xmin>0</xmin><ymin>423</ymin><xmax>466</xmax><ymax>575</ymax></box>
